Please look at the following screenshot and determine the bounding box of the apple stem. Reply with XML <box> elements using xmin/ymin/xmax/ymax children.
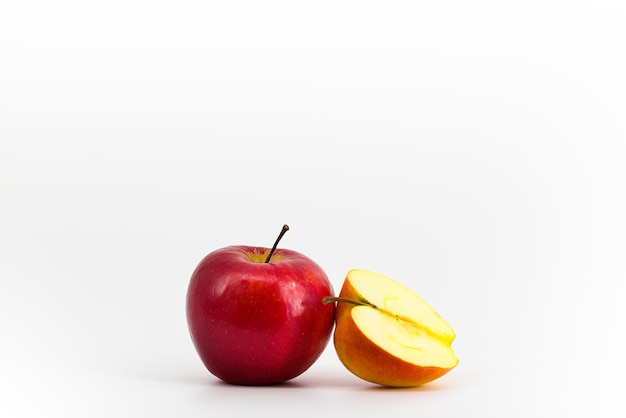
<box><xmin>265</xmin><ymin>224</ymin><xmax>290</xmax><ymax>263</ymax></box>
<box><xmin>322</xmin><ymin>296</ymin><xmax>377</xmax><ymax>309</ymax></box>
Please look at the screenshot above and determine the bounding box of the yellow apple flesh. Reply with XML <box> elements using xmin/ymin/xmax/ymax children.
<box><xmin>330</xmin><ymin>269</ymin><xmax>458</xmax><ymax>387</ymax></box>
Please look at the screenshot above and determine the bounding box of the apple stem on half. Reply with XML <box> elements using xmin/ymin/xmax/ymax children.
<box><xmin>265</xmin><ymin>224</ymin><xmax>290</xmax><ymax>263</ymax></box>
<box><xmin>322</xmin><ymin>296</ymin><xmax>377</xmax><ymax>309</ymax></box>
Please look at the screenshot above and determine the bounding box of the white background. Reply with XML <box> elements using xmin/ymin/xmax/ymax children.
<box><xmin>1</xmin><ymin>1</ymin><xmax>625</xmax><ymax>416</ymax></box>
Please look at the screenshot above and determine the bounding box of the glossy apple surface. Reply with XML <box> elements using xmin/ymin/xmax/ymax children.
<box><xmin>186</xmin><ymin>244</ymin><xmax>335</xmax><ymax>385</ymax></box>
<box><xmin>328</xmin><ymin>269</ymin><xmax>458</xmax><ymax>387</ymax></box>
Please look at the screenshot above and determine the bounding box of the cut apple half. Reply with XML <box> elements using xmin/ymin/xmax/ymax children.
<box><xmin>324</xmin><ymin>269</ymin><xmax>458</xmax><ymax>387</ymax></box>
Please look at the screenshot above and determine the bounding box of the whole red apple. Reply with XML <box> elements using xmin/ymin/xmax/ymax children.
<box><xmin>186</xmin><ymin>225</ymin><xmax>336</xmax><ymax>385</ymax></box>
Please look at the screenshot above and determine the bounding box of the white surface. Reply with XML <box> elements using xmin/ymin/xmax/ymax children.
<box><xmin>1</xmin><ymin>1</ymin><xmax>625</xmax><ymax>416</ymax></box>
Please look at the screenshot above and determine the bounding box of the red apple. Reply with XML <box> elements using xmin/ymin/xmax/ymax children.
<box><xmin>186</xmin><ymin>225</ymin><xmax>336</xmax><ymax>385</ymax></box>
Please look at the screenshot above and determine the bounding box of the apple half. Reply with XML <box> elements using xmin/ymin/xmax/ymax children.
<box><xmin>324</xmin><ymin>269</ymin><xmax>458</xmax><ymax>387</ymax></box>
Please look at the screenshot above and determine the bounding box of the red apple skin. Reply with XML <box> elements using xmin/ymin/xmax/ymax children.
<box><xmin>186</xmin><ymin>245</ymin><xmax>335</xmax><ymax>385</ymax></box>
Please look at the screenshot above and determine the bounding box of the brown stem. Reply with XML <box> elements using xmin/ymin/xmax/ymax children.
<box><xmin>322</xmin><ymin>296</ymin><xmax>377</xmax><ymax>309</ymax></box>
<box><xmin>265</xmin><ymin>224</ymin><xmax>289</xmax><ymax>263</ymax></box>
